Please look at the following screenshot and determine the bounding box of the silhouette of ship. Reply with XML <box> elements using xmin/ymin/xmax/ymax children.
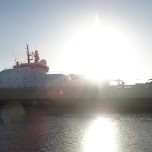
<box><xmin>0</xmin><ymin>45</ymin><xmax>96</xmax><ymax>105</ymax></box>
<box><xmin>1</xmin><ymin>45</ymin><xmax>152</xmax><ymax>109</ymax></box>
<box><xmin>97</xmin><ymin>79</ymin><xmax>152</xmax><ymax>109</ymax></box>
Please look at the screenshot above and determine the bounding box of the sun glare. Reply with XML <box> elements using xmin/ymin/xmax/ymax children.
<box><xmin>64</xmin><ymin>15</ymin><xmax>140</xmax><ymax>82</ymax></box>
<box><xmin>83</xmin><ymin>117</ymin><xmax>117</xmax><ymax>152</ymax></box>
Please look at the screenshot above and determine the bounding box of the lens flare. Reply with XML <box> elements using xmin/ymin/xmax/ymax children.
<box><xmin>59</xmin><ymin>89</ymin><xmax>64</xmax><ymax>95</ymax></box>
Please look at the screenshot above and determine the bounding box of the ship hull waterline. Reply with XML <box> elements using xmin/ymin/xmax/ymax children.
<box><xmin>1</xmin><ymin>87</ymin><xmax>152</xmax><ymax>110</ymax></box>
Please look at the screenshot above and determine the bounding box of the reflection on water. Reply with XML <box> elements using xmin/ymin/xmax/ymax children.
<box><xmin>84</xmin><ymin>117</ymin><xmax>117</xmax><ymax>152</ymax></box>
<box><xmin>0</xmin><ymin>103</ymin><xmax>25</xmax><ymax>124</ymax></box>
<box><xmin>1</xmin><ymin>105</ymin><xmax>152</xmax><ymax>152</ymax></box>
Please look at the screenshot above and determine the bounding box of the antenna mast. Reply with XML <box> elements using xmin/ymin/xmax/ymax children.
<box><xmin>26</xmin><ymin>45</ymin><xmax>33</xmax><ymax>63</ymax></box>
<box><xmin>27</xmin><ymin>45</ymin><xmax>30</xmax><ymax>63</ymax></box>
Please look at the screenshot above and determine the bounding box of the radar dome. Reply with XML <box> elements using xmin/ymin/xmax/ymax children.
<box><xmin>39</xmin><ymin>59</ymin><xmax>47</xmax><ymax>65</ymax></box>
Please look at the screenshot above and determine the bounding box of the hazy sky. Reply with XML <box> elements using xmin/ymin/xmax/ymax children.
<box><xmin>1</xmin><ymin>0</ymin><xmax>152</xmax><ymax>82</ymax></box>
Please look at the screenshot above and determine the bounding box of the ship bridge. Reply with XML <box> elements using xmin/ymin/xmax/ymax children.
<box><xmin>13</xmin><ymin>62</ymin><xmax>49</xmax><ymax>72</ymax></box>
<box><xmin>13</xmin><ymin>45</ymin><xmax>49</xmax><ymax>73</ymax></box>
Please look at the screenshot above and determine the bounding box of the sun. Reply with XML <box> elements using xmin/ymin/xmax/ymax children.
<box><xmin>64</xmin><ymin>16</ymin><xmax>139</xmax><ymax>82</ymax></box>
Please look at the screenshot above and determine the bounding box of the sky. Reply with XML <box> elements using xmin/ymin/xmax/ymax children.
<box><xmin>1</xmin><ymin>0</ymin><xmax>152</xmax><ymax>83</ymax></box>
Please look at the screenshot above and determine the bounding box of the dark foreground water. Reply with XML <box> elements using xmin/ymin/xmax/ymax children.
<box><xmin>1</xmin><ymin>103</ymin><xmax>152</xmax><ymax>152</ymax></box>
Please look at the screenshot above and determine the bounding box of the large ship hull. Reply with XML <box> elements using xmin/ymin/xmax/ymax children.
<box><xmin>1</xmin><ymin>85</ymin><xmax>152</xmax><ymax>110</ymax></box>
<box><xmin>0</xmin><ymin>85</ymin><xmax>97</xmax><ymax>105</ymax></box>
<box><xmin>96</xmin><ymin>86</ymin><xmax>152</xmax><ymax>110</ymax></box>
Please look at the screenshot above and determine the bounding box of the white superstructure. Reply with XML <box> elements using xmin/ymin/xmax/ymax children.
<box><xmin>0</xmin><ymin>45</ymin><xmax>72</xmax><ymax>88</ymax></box>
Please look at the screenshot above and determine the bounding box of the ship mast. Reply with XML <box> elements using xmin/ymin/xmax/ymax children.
<box><xmin>27</xmin><ymin>45</ymin><xmax>30</xmax><ymax>63</ymax></box>
<box><xmin>26</xmin><ymin>45</ymin><xmax>33</xmax><ymax>63</ymax></box>
<box><xmin>34</xmin><ymin>50</ymin><xmax>40</xmax><ymax>63</ymax></box>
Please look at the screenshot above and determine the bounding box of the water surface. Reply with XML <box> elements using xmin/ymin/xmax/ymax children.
<box><xmin>0</xmin><ymin>104</ymin><xmax>152</xmax><ymax>152</ymax></box>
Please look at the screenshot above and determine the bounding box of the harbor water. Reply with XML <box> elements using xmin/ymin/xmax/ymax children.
<box><xmin>0</xmin><ymin>103</ymin><xmax>152</xmax><ymax>152</ymax></box>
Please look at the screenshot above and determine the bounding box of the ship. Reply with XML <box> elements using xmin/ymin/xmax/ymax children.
<box><xmin>1</xmin><ymin>45</ymin><xmax>152</xmax><ymax>109</ymax></box>
<box><xmin>97</xmin><ymin>79</ymin><xmax>152</xmax><ymax>109</ymax></box>
<box><xmin>0</xmin><ymin>45</ymin><xmax>97</xmax><ymax>105</ymax></box>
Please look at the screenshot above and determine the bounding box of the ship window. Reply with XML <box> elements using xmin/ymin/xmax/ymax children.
<box><xmin>8</xmin><ymin>71</ymin><xmax>10</xmax><ymax>73</ymax></box>
<box><xmin>24</xmin><ymin>78</ymin><xmax>26</xmax><ymax>80</ymax></box>
<box><xmin>17</xmin><ymin>71</ymin><xmax>19</xmax><ymax>73</ymax></box>
<box><xmin>26</xmin><ymin>70</ymin><xmax>27</xmax><ymax>72</ymax></box>
<box><xmin>8</xmin><ymin>78</ymin><xmax>10</xmax><ymax>80</ymax></box>
<box><xmin>45</xmin><ymin>77</ymin><xmax>47</xmax><ymax>79</ymax></box>
<box><xmin>24</xmin><ymin>85</ymin><xmax>26</xmax><ymax>87</ymax></box>
<box><xmin>35</xmin><ymin>85</ymin><xmax>36</xmax><ymax>87</ymax></box>
<box><xmin>17</xmin><ymin>78</ymin><xmax>18</xmax><ymax>80</ymax></box>
<box><xmin>31</xmin><ymin>67</ymin><xmax>35</xmax><ymax>69</ymax></box>
<box><xmin>34</xmin><ymin>77</ymin><xmax>36</xmax><ymax>79</ymax></box>
<box><xmin>10</xmin><ymin>85</ymin><xmax>11</xmax><ymax>88</ymax></box>
<box><xmin>18</xmin><ymin>85</ymin><xmax>20</xmax><ymax>87</ymax></box>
